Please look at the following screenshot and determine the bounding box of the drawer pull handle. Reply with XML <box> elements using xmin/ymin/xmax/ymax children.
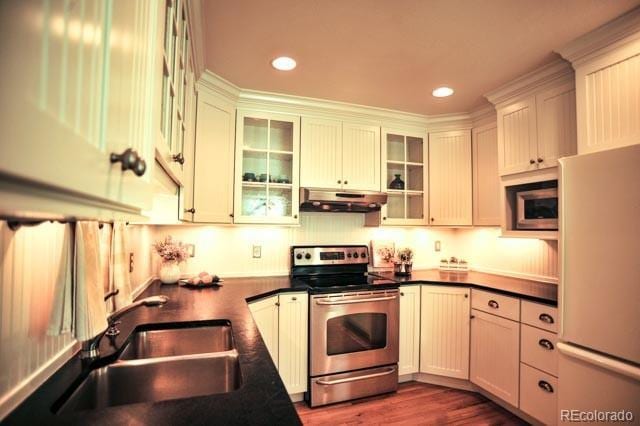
<box><xmin>539</xmin><ymin>313</ymin><xmax>554</xmax><ymax>324</ymax></box>
<box><xmin>291</xmin><ymin>297</ymin><xmax>297</xmax><ymax>301</ymax></box>
<box><xmin>487</xmin><ymin>300</ymin><xmax>499</xmax><ymax>309</ymax></box>
<box><xmin>539</xmin><ymin>339</ymin><xmax>554</xmax><ymax>350</ymax></box>
<box><xmin>538</xmin><ymin>380</ymin><xmax>554</xmax><ymax>393</ymax></box>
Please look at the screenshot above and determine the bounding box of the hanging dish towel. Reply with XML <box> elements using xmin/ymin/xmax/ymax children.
<box><xmin>47</xmin><ymin>223</ymin><xmax>74</xmax><ymax>336</ymax></box>
<box><xmin>109</xmin><ymin>222</ymin><xmax>132</xmax><ymax>311</ymax></box>
<box><xmin>74</xmin><ymin>221</ymin><xmax>108</xmax><ymax>341</ymax></box>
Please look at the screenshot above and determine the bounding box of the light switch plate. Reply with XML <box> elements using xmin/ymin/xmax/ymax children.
<box><xmin>185</xmin><ymin>244</ymin><xmax>195</xmax><ymax>257</ymax></box>
<box><xmin>252</xmin><ymin>245</ymin><xmax>262</xmax><ymax>258</ymax></box>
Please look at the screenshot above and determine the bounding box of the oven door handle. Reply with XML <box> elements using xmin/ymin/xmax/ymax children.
<box><xmin>315</xmin><ymin>367</ymin><xmax>396</xmax><ymax>386</ymax></box>
<box><xmin>315</xmin><ymin>295</ymin><xmax>397</xmax><ymax>305</ymax></box>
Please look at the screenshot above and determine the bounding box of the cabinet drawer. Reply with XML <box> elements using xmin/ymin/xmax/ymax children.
<box><xmin>521</xmin><ymin>324</ymin><xmax>558</xmax><ymax>376</ymax></box>
<box><xmin>471</xmin><ymin>289</ymin><xmax>520</xmax><ymax>321</ymax></box>
<box><xmin>520</xmin><ymin>363</ymin><xmax>558</xmax><ymax>425</ymax></box>
<box><xmin>521</xmin><ymin>300</ymin><xmax>558</xmax><ymax>333</ymax></box>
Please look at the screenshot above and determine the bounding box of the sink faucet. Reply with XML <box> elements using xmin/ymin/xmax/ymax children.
<box><xmin>80</xmin><ymin>295</ymin><xmax>169</xmax><ymax>360</ymax></box>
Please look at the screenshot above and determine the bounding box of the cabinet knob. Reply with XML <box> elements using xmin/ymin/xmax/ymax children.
<box><xmin>464</xmin><ymin>294</ymin><xmax>468</xmax><ymax>298</ymax></box>
<box><xmin>430</xmin><ymin>217</ymin><xmax>434</xmax><ymax>222</ymax></box>
<box><xmin>337</xmin><ymin>180</ymin><xmax>341</xmax><ymax>184</ymax></box>
<box><xmin>185</xmin><ymin>208</ymin><xmax>196</xmax><ymax>214</ymax></box>
<box><xmin>172</xmin><ymin>153</ymin><xmax>185</xmax><ymax>165</ymax></box>
<box><xmin>400</xmin><ymin>292</ymin><xmax>404</xmax><ymax>296</ymax></box>
<box><xmin>539</xmin><ymin>313</ymin><xmax>554</xmax><ymax>324</ymax></box>
<box><xmin>538</xmin><ymin>380</ymin><xmax>554</xmax><ymax>393</ymax></box>
<box><xmin>294</xmin><ymin>214</ymin><xmax>298</xmax><ymax>219</ymax></box>
<box><xmin>470</xmin><ymin>315</ymin><xmax>475</xmax><ymax>319</ymax></box>
<box><xmin>529</xmin><ymin>159</ymin><xmax>536</xmax><ymax>164</ymax></box>
<box><xmin>275</xmin><ymin>302</ymin><xmax>280</xmax><ymax>307</ymax></box>
<box><xmin>110</xmin><ymin>148</ymin><xmax>146</xmax><ymax>176</ymax></box>
<box><xmin>344</xmin><ymin>180</ymin><xmax>348</xmax><ymax>185</ymax></box>
<box><xmin>487</xmin><ymin>300</ymin><xmax>499</xmax><ymax>309</ymax></box>
<box><xmin>538</xmin><ymin>339</ymin><xmax>555</xmax><ymax>350</ymax></box>
<box><xmin>537</xmin><ymin>157</ymin><xmax>544</xmax><ymax>163</ymax></box>
<box><xmin>383</xmin><ymin>217</ymin><xmax>387</xmax><ymax>221</ymax></box>
<box><xmin>229</xmin><ymin>213</ymin><xmax>234</xmax><ymax>218</ymax></box>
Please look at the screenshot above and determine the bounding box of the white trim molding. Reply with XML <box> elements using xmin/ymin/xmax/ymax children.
<box><xmin>186</xmin><ymin>0</ymin><xmax>206</xmax><ymax>79</ymax></box>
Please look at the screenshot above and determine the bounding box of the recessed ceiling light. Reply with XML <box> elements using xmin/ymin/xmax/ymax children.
<box><xmin>432</xmin><ymin>86</ymin><xmax>454</xmax><ymax>98</ymax></box>
<box><xmin>271</xmin><ymin>56</ymin><xmax>297</xmax><ymax>71</ymax></box>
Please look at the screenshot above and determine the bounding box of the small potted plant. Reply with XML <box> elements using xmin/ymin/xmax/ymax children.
<box><xmin>153</xmin><ymin>236</ymin><xmax>188</xmax><ymax>284</ymax></box>
<box><xmin>394</xmin><ymin>247</ymin><xmax>414</xmax><ymax>276</ymax></box>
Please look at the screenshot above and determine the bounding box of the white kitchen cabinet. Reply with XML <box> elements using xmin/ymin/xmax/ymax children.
<box><xmin>420</xmin><ymin>286</ymin><xmax>471</xmax><ymax>379</ymax></box>
<box><xmin>188</xmin><ymin>89</ymin><xmax>235</xmax><ymax>223</ymax></box>
<box><xmin>234</xmin><ymin>110</ymin><xmax>300</xmax><ymax>224</ymax></box>
<box><xmin>0</xmin><ymin>0</ymin><xmax>160</xmax><ymax>216</ymax></box>
<box><xmin>300</xmin><ymin>118</ymin><xmax>381</xmax><ymax>191</ymax></box>
<box><xmin>398</xmin><ymin>286</ymin><xmax>421</xmax><ymax>376</ymax></box>
<box><xmin>248</xmin><ymin>295</ymin><xmax>279</xmax><ymax>367</ymax></box>
<box><xmin>278</xmin><ymin>293</ymin><xmax>308</xmax><ymax>394</ymax></box>
<box><xmin>520</xmin><ymin>363</ymin><xmax>558</xmax><ymax>425</ymax></box>
<box><xmin>472</xmin><ymin>124</ymin><xmax>500</xmax><ymax>226</ymax></box>
<box><xmin>496</xmin><ymin>98</ymin><xmax>538</xmax><ymax>176</ymax></box>
<box><xmin>428</xmin><ymin>130</ymin><xmax>473</xmax><ymax>226</ymax></box>
<box><xmin>470</xmin><ymin>308</ymin><xmax>520</xmax><ymax>407</ymax></box>
<box><xmin>380</xmin><ymin>129</ymin><xmax>428</xmax><ymax>226</ymax></box>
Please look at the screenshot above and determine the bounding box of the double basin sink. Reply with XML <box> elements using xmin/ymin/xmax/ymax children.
<box><xmin>57</xmin><ymin>321</ymin><xmax>241</xmax><ymax>414</ymax></box>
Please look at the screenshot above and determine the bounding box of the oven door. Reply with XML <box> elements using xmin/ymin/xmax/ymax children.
<box><xmin>310</xmin><ymin>289</ymin><xmax>399</xmax><ymax>377</ymax></box>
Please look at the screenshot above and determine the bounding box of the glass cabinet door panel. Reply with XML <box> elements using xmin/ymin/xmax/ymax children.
<box><xmin>407</xmin><ymin>164</ymin><xmax>424</xmax><ymax>191</ymax></box>
<box><xmin>269</xmin><ymin>152</ymin><xmax>293</xmax><ymax>184</ymax></box>
<box><xmin>406</xmin><ymin>136</ymin><xmax>424</xmax><ymax>163</ymax></box>
<box><xmin>407</xmin><ymin>194</ymin><xmax>424</xmax><ymax>219</ymax></box>
<box><xmin>386</xmin><ymin>163</ymin><xmax>405</xmax><ymax>190</ymax></box>
<box><xmin>387</xmin><ymin>194</ymin><xmax>405</xmax><ymax>219</ymax></box>
<box><xmin>268</xmin><ymin>187</ymin><xmax>292</xmax><ymax>217</ymax></box>
<box><xmin>270</xmin><ymin>120</ymin><xmax>293</xmax><ymax>152</ymax></box>
<box><xmin>387</xmin><ymin>134</ymin><xmax>405</xmax><ymax>162</ymax></box>
<box><xmin>243</xmin><ymin>117</ymin><xmax>268</xmax><ymax>149</ymax></box>
<box><xmin>242</xmin><ymin>151</ymin><xmax>267</xmax><ymax>181</ymax></box>
<box><xmin>241</xmin><ymin>186</ymin><xmax>268</xmax><ymax>216</ymax></box>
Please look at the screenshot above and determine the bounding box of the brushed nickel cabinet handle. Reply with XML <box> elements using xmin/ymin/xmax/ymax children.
<box><xmin>488</xmin><ymin>300</ymin><xmax>499</xmax><ymax>309</ymax></box>
<box><xmin>539</xmin><ymin>339</ymin><xmax>554</xmax><ymax>350</ymax></box>
<box><xmin>538</xmin><ymin>380</ymin><xmax>554</xmax><ymax>393</ymax></box>
<box><xmin>539</xmin><ymin>313</ymin><xmax>554</xmax><ymax>324</ymax></box>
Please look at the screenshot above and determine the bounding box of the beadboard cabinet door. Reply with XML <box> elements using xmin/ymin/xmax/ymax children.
<box><xmin>470</xmin><ymin>309</ymin><xmax>520</xmax><ymax>407</ymax></box>
<box><xmin>190</xmin><ymin>90</ymin><xmax>235</xmax><ymax>223</ymax></box>
<box><xmin>420</xmin><ymin>286</ymin><xmax>470</xmax><ymax>379</ymax></box>
<box><xmin>535</xmin><ymin>82</ymin><xmax>577</xmax><ymax>169</ymax></box>
<box><xmin>399</xmin><ymin>286</ymin><xmax>421</xmax><ymax>376</ymax></box>
<box><xmin>342</xmin><ymin>123</ymin><xmax>381</xmax><ymax>191</ymax></box>
<box><xmin>497</xmin><ymin>98</ymin><xmax>538</xmax><ymax>176</ymax></box>
<box><xmin>248</xmin><ymin>296</ymin><xmax>279</xmax><ymax>367</ymax></box>
<box><xmin>300</xmin><ymin>117</ymin><xmax>343</xmax><ymax>190</ymax></box>
<box><xmin>278</xmin><ymin>293</ymin><xmax>308</xmax><ymax>394</ymax></box>
<box><xmin>428</xmin><ymin>130</ymin><xmax>473</xmax><ymax>226</ymax></box>
<box><xmin>472</xmin><ymin>124</ymin><xmax>500</xmax><ymax>226</ymax></box>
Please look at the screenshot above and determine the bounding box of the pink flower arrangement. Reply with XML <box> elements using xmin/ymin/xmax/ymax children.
<box><xmin>153</xmin><ymin>236</ymin><xmax>188</xmax><ymax>263</ymax></box>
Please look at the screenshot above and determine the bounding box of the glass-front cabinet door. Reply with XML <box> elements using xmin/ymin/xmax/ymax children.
<box><xmin>381</xmin><ymin>129</ymin><xmax>428</xmax><ymax>225</ymax></box>
<box><xmin>234</xmin><ymin>110</ymin><xmax>300</xmax><ymax>224</ymax></box>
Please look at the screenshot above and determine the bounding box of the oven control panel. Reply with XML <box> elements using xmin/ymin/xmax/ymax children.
<box><xmin>292</xmin><ymin>246</ymin><xmax>369</xmax><ymax>266</ymax></box>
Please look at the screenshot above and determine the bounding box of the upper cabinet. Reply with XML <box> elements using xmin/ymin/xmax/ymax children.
<box><xmin>301</xmin><ymin>118</ymin><xmax>381</xmax><ymax>191</ymax></box>
<box><xmin>496</xmin><ymin>97</ymin><xmax>538</xmax><ymax>176</ymax></box>
<box><xmin>472</xmin><ymin>124</ymin><xmax>500</xmax><ymax>226</ymax></box>
<box><xmin>234</xmin><ymin>110</ymin><xmax>300</xmax><ymax>224</ymax></box>
<box><xmin>0</xmin><ymin>0</ymin><xmax>161</xmax><ymax>218</ymax></box>
<box><xmin>428</xmin><ymin>130</ymin><xmax>473</xmax><ymax>226</ymax></box>
<box><xmin>380</xmin><ymin>128</ymin><xmax>428</xmax><ymax>226</ymax></box>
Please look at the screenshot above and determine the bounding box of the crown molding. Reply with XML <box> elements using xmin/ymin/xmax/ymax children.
<box><xmin>556</xmin><ymin>7</ymin><xmax>640</xmax><ymax>66</ymax></box>
<box><xmin>470</xmin><ymin>103</ymin><xmax>496</xmax><ymax>127</ymax></box>
<box><xmin>186</xmin><ymin>0</ymin><xmax>206</xmax><ymax>79</ymax></box>
<box><xmin>484</xmin><ymin>58</ymin><xmax>574</xmax><ymax>107</ymax></box>
<box><xmin>198</xmin><ymin>71</ymin><xmax>241</xmax><ymax>103</ymax></box>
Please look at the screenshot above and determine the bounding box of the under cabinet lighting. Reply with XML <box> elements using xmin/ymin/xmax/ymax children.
<box><xmin>432</xmin><ymin>86</ymin><xmax>454</xmax><ymax>97</ymax></box>
<box><xmin>271</xmin><ymin>56</ymin><xmax>297</xmax><ymax>71</ymax></box>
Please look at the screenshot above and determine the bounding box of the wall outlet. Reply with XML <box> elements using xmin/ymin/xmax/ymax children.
<box><xmin>185</xmin><ymin>244</ymin><xmax>196</xmax><ymax>257</ymax></box>
<box><xmin>434</xmin><ymin>240</ymin><xmax>441</xmax><ymax>252</ymax></box>
<box><xmin>252</xmin><ymin>245</ymin><xmax>262</xmax><ymax>258</ymax></box>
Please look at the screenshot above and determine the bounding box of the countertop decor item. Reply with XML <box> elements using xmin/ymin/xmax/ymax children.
<box><xmin>179</xmin><ymin>272</ymin><xmax>223</xmax><ymax>287</ymax></box>
<box><xmin>389</xmin><ymin>174</ymin><xmax>404</xmax><ymax>190</ymax></box>
<box><xmin>153</xmin><ymin>236</ymin><xmax>188</xmax><ymax>284</ymax></box>
<box><xmin>371</xmin><ymin>240</ymin><xmax>395</xmax><ymax>268</ymax></box>
<box><xmin>394</xmin><ymin>247</ymin><xmax>413</xmax><ymax>276</ymax></box>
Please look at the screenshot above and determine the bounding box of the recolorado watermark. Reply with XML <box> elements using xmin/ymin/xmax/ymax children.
<box><xmin>560</xmin><ymin>410</ymin><xmax>635</xmax><ymax>422</ymax></box>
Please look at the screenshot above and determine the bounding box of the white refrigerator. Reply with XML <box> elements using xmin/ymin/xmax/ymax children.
<box><xmin>558</xmin><ymin>144</ymin><xmax>640</xmax><ymax>424</ymax></box>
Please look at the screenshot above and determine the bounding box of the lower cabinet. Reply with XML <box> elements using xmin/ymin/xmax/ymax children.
<box><xmin>470</xmin><ymin>308</ymin><xmax>520</xmax><ymax>406</ymax></box>
<box><xmin>420</xmin><ymin>286</ymin><xmax>471</xmax><ymax>379</ymax></box>
<box><xmin>398</xmin><ymin>286</ymin><xmax>421</xmax><ymax>375</ymax></box>
<box><xmin>248</xmin><ymin>292</ymin><xmax>308</xmax><ymax>394</ymax></box>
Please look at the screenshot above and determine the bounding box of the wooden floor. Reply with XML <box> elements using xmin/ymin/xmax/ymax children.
<box><xmin>295</xmin><ymin>382</ymin><xmax>527</xmax><ymax>425</ymax></box>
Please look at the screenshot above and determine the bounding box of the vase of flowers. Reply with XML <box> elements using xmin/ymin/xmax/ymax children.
<box><xmin>153</xmin><ymin>236</ymin><xmax>188</xmax><ymax>284</ymax></box>
<box><xmin>394</xmin><ymin>247</ymin><xmax>414</xmax><ymax>276</ymax></box>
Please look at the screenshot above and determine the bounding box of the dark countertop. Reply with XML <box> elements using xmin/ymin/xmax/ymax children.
<box><xmin>5</xmin><ymin>269</ymin><xmax>556</xmax><ymax>426</ymax></box>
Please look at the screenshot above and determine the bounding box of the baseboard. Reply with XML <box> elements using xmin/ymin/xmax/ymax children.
<box><xmin>413</xmin><ymin>373</ymin><xmax>476</xmax><ymax>392</ymax></box>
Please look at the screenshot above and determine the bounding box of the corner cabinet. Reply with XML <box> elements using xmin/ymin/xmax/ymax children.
<box><xmin>472</xmin><ymin>124</ymin><xmax>500</xmax><ymax>226</ymax></box>
<box><xmin>380</xmin><ymin>129</ymin><xmax>428</xmax><ymax>225</ymax></box>
<box><xmin>248</xmin><ymin>295</ymin><xmax>280</xmax><ymax>366</ymax></box>
<box><xmin>428</xmin><ymin>130</ymin><xmax>473</xmax><ymax>226</ymax></box>
<box><xmin>398</xmin><ymin>286</ymin><xmax>421</xmax><ymax>376</ymax></box>
<box><xmin>234</xmin><ymin>110</ymin><xmax>300</xmax><ymax>224</ymax></box>
<box><xmin>301</xmin><ymin>118</ymin><xmax>381</xmax><ymax>191</ymax></box>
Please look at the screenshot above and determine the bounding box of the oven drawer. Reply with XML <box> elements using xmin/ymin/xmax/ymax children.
<box><xmin>310</xmin><ymin>365</ymin><xmax>398</xmax><ymax>407</ymax></box>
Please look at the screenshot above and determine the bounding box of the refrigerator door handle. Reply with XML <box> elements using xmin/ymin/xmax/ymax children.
<box><xmin>557</xmin><ymin>342</ymin><xmax>640</xmax><ymax>381</ymax></box>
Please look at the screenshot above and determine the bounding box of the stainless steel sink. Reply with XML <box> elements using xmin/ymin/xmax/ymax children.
<box><xmin>58</xmin><ymin>352</ymin><xmax>241</xmax><ymax>413</ymax></box>
<box><xmin>119</xmin><ymin>323</ymin><xmax>234</xmax><ymax>360</ymax></box>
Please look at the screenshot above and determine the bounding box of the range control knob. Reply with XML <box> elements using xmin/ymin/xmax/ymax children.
<box><xmin>305</xmin><ymin>253</ymin><xmax>312</xmax><ymax>260</ymax></box>
<box><xmin>347</xmin><ymin>252</ymin><xmax>352</xmax><ymax>258</ymax></box>
<box><xmin>353</xmin><ymin>253</ymin><xmax>359</xmax><ymax>259</ymax></box>
<box><xmin>295</xmin><ymin>253</ymin><xmax>303</xmax><ymax>260</ymax></box>
<box><xmin>361</xmin><ymin>252</ymin><xmax>367</xmax><ymax>258</ymax></box>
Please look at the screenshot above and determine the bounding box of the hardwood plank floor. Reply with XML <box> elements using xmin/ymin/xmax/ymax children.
<box><xmin>295</xmin><ymin>381</ymin><xmax>528</xmax><ymax>425</ymax></box>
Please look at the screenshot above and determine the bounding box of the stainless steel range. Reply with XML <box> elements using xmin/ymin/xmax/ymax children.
<box><xmin>290</xmin><ymin>245</ymin><xmax>400</xmax><ymax>407</ymax></box>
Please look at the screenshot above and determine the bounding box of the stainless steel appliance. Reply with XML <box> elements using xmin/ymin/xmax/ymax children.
<box><xmin>299</xmin><ymin>188</ymin><xmax>387</xmax><ymax>213</ymax></box>
<box><xmin>290</xmin><ymin>245</ymin><xmax>399</xmax><ymax>407</ymax></box>
<box><xmin>516</xmin><ymin>187</ymin><xmax>558</xmax><ymax>230</ymax></box>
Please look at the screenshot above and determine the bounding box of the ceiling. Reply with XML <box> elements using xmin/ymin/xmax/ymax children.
<box><xmin>202</xmin><ymin>0</ymin><xmax>639</xmax><ymax>115</ymax></box>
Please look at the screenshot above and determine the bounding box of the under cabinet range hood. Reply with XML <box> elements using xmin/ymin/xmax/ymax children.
<box><xmin>299</xmin><ymin>188</ymin><xmax>387</xmax><ymax>213</ymax></box>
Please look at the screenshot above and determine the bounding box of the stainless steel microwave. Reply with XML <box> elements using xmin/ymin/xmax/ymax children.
<box><xmin>516</xmin><ymin>188</ymin><xmax>558</xmax><ymax>230</ymax></box>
